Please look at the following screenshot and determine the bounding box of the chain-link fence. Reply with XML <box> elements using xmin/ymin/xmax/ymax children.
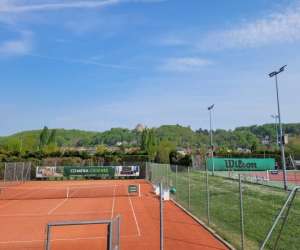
<box><xmin>0</xmin><ymin>162</ymin><xmax>5</xmax><ymax>180</ymax></box>
<box><xmin>146</xmin><ymin>162</ymin><xmax>300</xmax><ymax>250</ymax></box>
<box><xmin>3</xmin><ymin>162</ymin><xmax>31</xmax><ymax>184</ymax></box>
<box><xmin>213</xmin><ymin>169</ymin><xmax>300</xmax><ymax>189</ymax></box>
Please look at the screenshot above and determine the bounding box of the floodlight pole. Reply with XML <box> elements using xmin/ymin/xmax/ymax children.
<box><xmin>269</xmin><ymin>65</ymin><xmax>288</xmax><ymax>190</ymax></box>
<box><xmin>271</xmin><ymin>114</ymin><xmax>279</xmax><ymax>147</ymax></box>
<box><xmin>208</xmin><ymin>104</ymin><xmax>215</xmax><ymax>175</ymax></box>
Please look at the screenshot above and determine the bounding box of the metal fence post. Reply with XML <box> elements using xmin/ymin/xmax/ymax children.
<box><xmin>22</xmin><ymin>163</ymin><xmax>25</xmax><ymax>183</ymax></box>
<box><xmin>239</xmin><ymin>174</ymin><xmax>245</xmax><ymax>250</ymax></box>
<box><xmin>205</xmin><ymin>160</ymin><xmax>210</xmax><ymax>225</ymax></box>
<box><xmin>160</xmin><ymin>182</ymin><xmax>164</xmax><ymax>250</ymax></box>
<box><xmin>13</xmin><ymin>163</ymin><xmax>17</xmax><ymax>182</ymax></box>
<box><xmin>145</xmin><ymin>162</ymin><xmax>148</xmax><ymax>181</ymax></box>
<box><xmin>166</xmin><ymin>165</ymin><xmax>168</xmax><ymax>188</ymax></box>
<box><xmin>188</xmin><ymin>167</ymin><xmax>191</xmax><ymax>209</ymax></box>
<box><xmin>166</xmin><ymin>165</ymin><xmax>167</xmax><ymax>186</ymax></box>
<box><xmin>4</xmin><ymin>163</ymin><xmax>7</xmax><ymax>183</ymax></box>
<box><xmin>175</xmin><ymin>165</ymin><xmax>178</xmax><ymax>189</ymax></box>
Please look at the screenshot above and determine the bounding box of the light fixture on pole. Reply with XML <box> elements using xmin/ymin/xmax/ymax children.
<box><xmin>208</xmin><ymin>104</ymin><xmax>215</xmax><ymax>175</ymax></box>
<box><xmin>269</xmin><ymin>65</ymin><xmax>288</xmax><ymax>190</ymax></box>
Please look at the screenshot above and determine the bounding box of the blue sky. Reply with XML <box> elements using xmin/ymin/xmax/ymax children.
<box><xmin>1</xmin><ymin>0</ymin><xmax>300</xmax><ymax>135</ymax></box>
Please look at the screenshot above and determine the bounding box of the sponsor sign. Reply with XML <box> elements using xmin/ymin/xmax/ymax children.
<box><xmin>115</xmin><ymin>166</ymin><xmax>140</xmax><ymax>177</ymax></box>
<box><xmin>36</xmin><ymin>167</ymin><xmax>63</xmax><ymax>178</ymax></box>
<box><xmin>63</xmin><ymin>166</ymin><xmax>115</xmax><ymax>178</ymax></box>
<box><xmin>206</xmin><ymin>158</ymin><xmax>276</xmax><ymax>171</ymax></box>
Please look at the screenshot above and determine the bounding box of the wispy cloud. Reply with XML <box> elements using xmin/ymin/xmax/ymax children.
<box><xmin>0</xmin><ymin>0</ymin><xmax>118</xmax><ymax>13</ymax></box>
<box><xmin>156</xmin><ymin>1</ymin><xmax>300</xmax><ymax>51</ymax></box>
<box><xmin>28</xmin><ymin>53</ymin><xmax>136</xmax><ymax>70</ymax></box>
<box><xmin>200</xmin><ymin>2</ymin><xmax>300</xmax><ymax>50</ymax></box>
<box><xmin>0</xmin><ymin>0</ymin><xmax>163</xmax><ymax>13</ymax></box>
<box><xmin>0</xmin><ymin>31</ymin><xmax>33</xmax><ymax>56</ymax></box>
<box><xmin>159</xmin><ymin>57</ymin><xmax>212</xmax><ymax>72</ymax></box>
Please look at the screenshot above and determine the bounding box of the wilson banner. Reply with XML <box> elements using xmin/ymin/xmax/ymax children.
<box><xmin>206</xmin><ymin>158</ymin><xmax>276</xmax><ymax>171</ymax></box>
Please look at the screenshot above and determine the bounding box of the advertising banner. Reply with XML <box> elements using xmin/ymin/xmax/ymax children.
<box><xmin>36</xmin><ymin>166</ymin><xmax>63</xmax><ymax>178</ymax></box>
<box><xmin>63</xmin><ymin>166</ymin><xmax>115</xmax><ymax>178</ymax></box>
<box><xmin>115</xmin><ymin>166</ymin><xmax>140</xmax><ymax>177</ymax></box>
<box><xmin>206</xmin><ymin>158</ymin><xmax>276</xmax><ymax>171</ymax></box>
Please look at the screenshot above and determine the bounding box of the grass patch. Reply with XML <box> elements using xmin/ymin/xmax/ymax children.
<box><xmin>150</xmin><ymin>164</ymin><xmax>300</xmax><ymax>250</ymax></box>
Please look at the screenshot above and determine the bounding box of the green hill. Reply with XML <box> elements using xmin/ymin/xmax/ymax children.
<box><xmin>0</xmin><ymin>123</ymin><xmax>300</xmax><ymax>156</ymax></box>
<box><xmin>0</xmin><ymin>129</ymin><xmax>99</xmax><ymax>152</ymax></box>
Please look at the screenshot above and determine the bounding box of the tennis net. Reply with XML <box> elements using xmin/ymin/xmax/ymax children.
<box><xmin>0</xmin><ymin>183</ymin><xmax>141</xmax><ymax>200</ymax></box>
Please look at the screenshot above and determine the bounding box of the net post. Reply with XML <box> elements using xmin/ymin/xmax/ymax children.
<box><xmin>108</xmin><ymin>221</ymin><xmax>113</xmax><ymax>250</ymax></box>
<box><xmin>118</xmin><ymin>216</ymin><xmax>120</xmax><ymax>247</ymax></box>
<box><xmin>138</xmin><ymin>184</ymin><xmax>141</xmax><ymax>197</ymax></box>
<box><xmin>45</xmin><ymin>224</ymin><xmax>51</xmax><ymax>250</ymax></box>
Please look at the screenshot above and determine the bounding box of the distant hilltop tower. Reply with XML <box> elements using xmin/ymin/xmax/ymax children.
<box><xmin>135</xmin><ymin>124</ymin><xmax>145</xmax><ymax>132</ymax></box>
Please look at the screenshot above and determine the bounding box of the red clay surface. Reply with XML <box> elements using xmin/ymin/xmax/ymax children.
<box><xmin>0</xmin><ymin>180</ymin><xmax>228</xmax><ymax>250</ymax></box>
<box><xmin>246</xmin><ymin>170</ymin><xmax>300</xmax><ymax>185</ymax></box>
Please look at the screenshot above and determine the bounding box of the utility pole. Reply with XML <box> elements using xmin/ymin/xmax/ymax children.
<box><xmin>269</xmin><ymin>65</ymin><xmax>288</xmax><ymax>190</ymax></box>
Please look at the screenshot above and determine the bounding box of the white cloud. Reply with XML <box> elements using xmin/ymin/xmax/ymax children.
<box><xmin>160</xmin><ymin>57</ymin><xmax>212</xmax><ymax>72</ymax></box>
<box><xmin>0</xmin><ymin>31</ymin><xmax>32</xmax><ymax>56</ymax></box>
<box><xmin>0</xmin><ymin>0</ymin><xmax>163</xmax><ymax>13</ymax></box>
<box><xmin>28</xmin><ymin>53</ymin><xmax>136</xmax><ymax>70</ymax></box>
<box><xmin>200</xmin><ymin>2</ymin><xmax>300</xmax><ymax>50</ymax></box>
<box><xmin>0</xmin><ymin>0</ymin><xmax>118</xmax><ymax>12</ymax></box>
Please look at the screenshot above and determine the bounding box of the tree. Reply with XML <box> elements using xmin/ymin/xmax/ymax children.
<box><xmin>39</xmin><ymin>126</ymin><xmax>49</xmax><ymax>149</ymax></box>
<box><xmin>48</xmin><ymin>130</ymin><xmax>57</xmax><ymax>146</ymax></box>
<box><xmin>141</xmin><ymin>128</ymin><xmax>157</xmax><ymax>161</ymax></box>
<box><xmin>155</xmin><ymin>139</ymin><xmax>176</xmax><ymax>163</ymax></box>
<box><xmin>96</xmin><ymin>144</ymin><xmax>108</xmax><ymax>155</ymax></box>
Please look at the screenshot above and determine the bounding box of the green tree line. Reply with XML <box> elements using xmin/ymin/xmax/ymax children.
<box><xmin>0</xmin><ymin>123</ymin><xmax>300</xmax><ymax>162</ymax></box>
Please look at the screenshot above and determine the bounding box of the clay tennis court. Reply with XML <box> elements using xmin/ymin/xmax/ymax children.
<box><xmin>243</xmin><ymin>170</ymin><xmax>300</xmax><ymax>185</ymax></box>
<box><xmin>0</xmin><ymin>179</ymin><xmax>229</xmax><ymax>250</ymax></box>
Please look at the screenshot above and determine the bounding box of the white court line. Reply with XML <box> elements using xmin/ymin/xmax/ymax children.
<box><xmin>47</xmin><ymin>198</ymin><xmax>68</xmax><ymax>215</ymax></box>
<box><xmin>0</xmin><ymin>234</ymin><xmax>140</xmax><ymax>245</ymax></box>
<box><xmin>0</xmin><ymin>209</ymin><xmax>113</xmax><ymax>217</ymax></box>
<box><xmin>111</xmin><ymin>184</ymin><xmax>117</xmax><ymax>219</ymax></box>
<box><xmin>128</xmin><ymin>196</ymin><xmax>141</xmax><ymax>237</ymax></box>
<box><xmin>53</xmin><ymin>236</ymin><xmax>106</xmax><ymax>242</ymax></box>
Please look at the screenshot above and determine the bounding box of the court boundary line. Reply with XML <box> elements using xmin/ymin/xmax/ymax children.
<box><xmin>0</xmin><ymin>210</ymin><xmax>113</xmax><ymax>217</ymax></box>
<box><xmin>47</xmin><ymin>198</ymin><xmax>68</xmax><ymax>215</ymax></box>
<box><xmin>0</xmin><ymin>234</ymin><xmax>140</xmax><ymax>245</ymax></box>
<box><xmin>111</xmin><ymin>184</ymin><xmax>117</xmax><ymax>219</ymax></box>
<box><xmin>128</xmin><ymin>196</ymin><xmax>141</xmax><ymax>237</ymax></box>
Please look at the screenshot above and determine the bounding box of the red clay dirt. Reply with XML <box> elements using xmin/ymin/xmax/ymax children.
<box><xmin>0</xmin><ymin>180</ymin><xmax>229</xmax><ymax>250</ymax></box>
